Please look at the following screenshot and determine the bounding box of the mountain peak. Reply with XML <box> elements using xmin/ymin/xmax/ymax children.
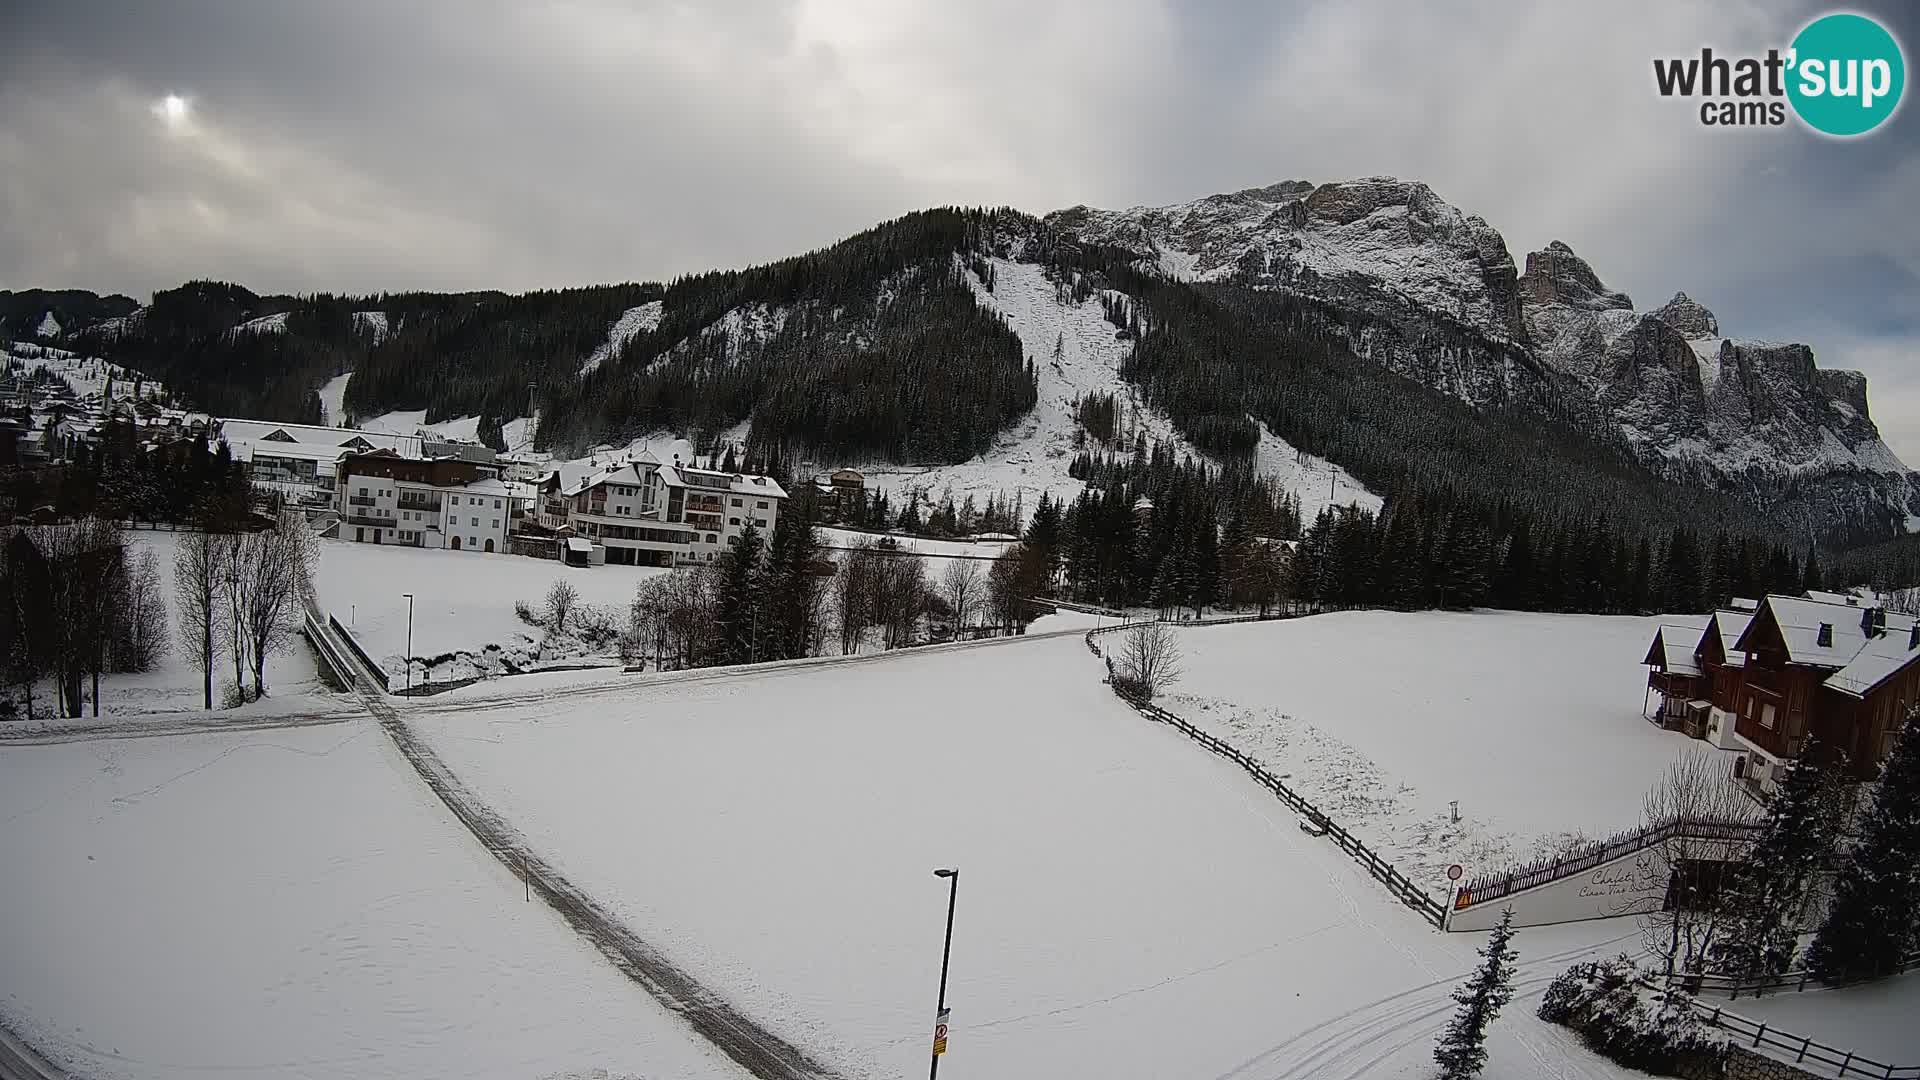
<box><xmin>1650</xmin><ymin>291</ymin><xmax>1720</xmax><ymax>339</ymax></box>
<box><xmin>1518</xmin><ymin>241</ymin><xmax>1632</xmax><ymax>312</ymax></box>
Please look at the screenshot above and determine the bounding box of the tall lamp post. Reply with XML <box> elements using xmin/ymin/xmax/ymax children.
<box><xmin>401</xmin><ymin>592</ymin><xmax>415</xmax><ymax>694</ymax></box>
<box><xmin>929</xmin><ymin>867</ymin><xmax>959</xmax><ymax>1079</ymax></box>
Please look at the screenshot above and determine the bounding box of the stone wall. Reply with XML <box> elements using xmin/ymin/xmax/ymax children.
<box><xmin>1723</xmin><ymin>1045</ymin><xmax>1826</xmax><ymax>1080</ymax></box>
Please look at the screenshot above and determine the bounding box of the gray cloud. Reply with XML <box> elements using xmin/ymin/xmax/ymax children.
<box><xmin>2</xmin><ymin>0</ymin><xmax>1915</xmax><ymax>461</ymax></box>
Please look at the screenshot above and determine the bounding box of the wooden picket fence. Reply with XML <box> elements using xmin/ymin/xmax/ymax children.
<box><xmin>1453</xmin><ymin>816</ymin><xmax>1764</xmax><ymax>914</ymax></box>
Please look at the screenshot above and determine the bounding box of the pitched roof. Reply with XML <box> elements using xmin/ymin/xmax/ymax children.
<box><xmin>1644</xmin><ymin>620</ymin><xmax>1708</xmax><ymax>675</ymax></box>
<box><xmin>1702</xmin><ymin>609</ymin><xmax>1755</xmax><ymax>669</ymax></box>
<box><xmin>1824</xmin><ymin>628</ymin><xmax>1920</xmax><ymax>698</ymax></box>
<box><xmin>1738</xmin><ymin>595</ymin><xmax>1874</xmax><ymax>668</ymax></box>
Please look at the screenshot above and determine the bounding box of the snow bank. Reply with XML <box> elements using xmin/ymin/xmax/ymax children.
<box><xmin>0</xmin><ymin>724</ymin><xmax>743</xmax><ymax>1080</ymax></box>
<box><xmin>1253</xmin><ymin>419</ymin><xmax>1382</xmax><ymax>520</ymax></box>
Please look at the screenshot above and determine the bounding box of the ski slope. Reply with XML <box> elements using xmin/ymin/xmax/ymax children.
<box><xmin>841</xmin><ymin>257</ymin><xmax>1379</xmax><ymax>526</ymax></box>
<box><xmin>407</xmin><ymin>633</ymin><xmax>1643</xmax><ymax>1080</ymax></box>
<box><xmin>317</xmin><ymin>371</ymin><xmax>353</xmax><ymax>426</ymax></box>
<box><xmin>1162</xmin><ymin>610</ymin><xmax>1738</xmax><ymax>895</ymax></box>
<box><xmin>0</xmin><ymin>723</ymin><xmax>745</xmax><ymax>1080</ymax></box>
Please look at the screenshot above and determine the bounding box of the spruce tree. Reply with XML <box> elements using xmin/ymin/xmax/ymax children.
<box><xmin>711</xmin><ymin>522</ymin><xmax>765</xmax><ymax>665</ymax></box>
<box><xmin>1434</xmin><ymin>910</ymin><xmax>1519</xmax><ymax>1080</ymax></box>
<box><xmin>1806</xmin><ymin>709</ymin><xmax>1920</xmax><ymax>983</ymax></box>
<box><xmin>1709</xmin><ymin>744</ymin><xmax>1847</xmax><ymax>983</ymax></box>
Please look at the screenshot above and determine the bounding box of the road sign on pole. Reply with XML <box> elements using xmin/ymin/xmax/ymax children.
<box><xmin>1446</xmin><ymin>863</ymin><xmax>1464</xmax><ymax>882</ymax></box>
<box><xmin>932</xmin><ymin>1008</ymin><xmax>950</xmax><ymax>1056</ymax></box>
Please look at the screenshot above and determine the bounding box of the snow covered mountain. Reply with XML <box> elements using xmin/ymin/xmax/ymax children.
<box><xmin>1049</xmin><ymin>177</ymin><xmax>1918</xmax><ymax>537</ymax></box>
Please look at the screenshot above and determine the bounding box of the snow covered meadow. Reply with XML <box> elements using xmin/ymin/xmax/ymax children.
<box><xmin>402</xmin><ymin>632</ymin><xmax>1643</xmax><ymax>1080</ymax></box>
<box><xmin>1160</xmin><ymin>610</ymin><xmax>1740</xmax><ymax>896</ymax></box>
<box><xmin>0</xmin><ymin>722</ymin><xmax>743</xmax><ymax>1080</ymax></box>
<box><xmin>310</xmin><ymin>538</ymin><xmax>670</xmax><ymax>684</ymax></box>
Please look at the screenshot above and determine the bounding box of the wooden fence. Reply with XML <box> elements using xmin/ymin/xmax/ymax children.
<box><xmin>1660</xmin><ymin>948</ymin><xmax>1920</xmax><ymax>1000</ymax></box>
<box><xmin>1453</xmin><ymin>817</ymin><xmax>1764</xmax><ymax>913</ymax></box>
<box><xmin>1649</xmin><ymin>985</ymin><xmax>1920</xmax><ymax>1080</ymax></box>
<box><xmin>1086</xmin><ymin>622</ymin><xmax>1445</xmax><ymax>926</ymax></box>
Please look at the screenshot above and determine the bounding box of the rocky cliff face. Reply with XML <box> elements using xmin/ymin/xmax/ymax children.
<box><xmin>1049</xmin><ymin>178</ymin><xmax>1918</xmax><ymax>539</ymax></box>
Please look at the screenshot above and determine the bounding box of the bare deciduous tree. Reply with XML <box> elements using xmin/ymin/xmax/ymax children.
<box><xmin>174</xmin><ymin>530</ymin><xmax>225</xmax><ymax>711</ymax></box>
<box><xmin>238</xmin><ymin>512</ymin><xmax>318</xmax><ymax>698</ymax></box>
<box><xmin>545</xmin><ymin>578</ymin><xmax>580</xmax><ymax>633</ymax></box>
<box><xmin>834</xmin><ymin>542</ymin><xmax>880</xmax><ymax>655</ymax></box>
<box><xmin>942</xmin><ymin>559</ymin><xmax>983</xmax><ymax>632</ymax></box>
<box><xmin>1117</xmin><ymin>621</ymin><xmax>1183</xmax><ymax>698</ymax></box>
<box><xmin>1640</xmin><ymin>754</ymin><xmax>1756</xmax><ymax>981</ymax></box>
<box><xmin>114</xmin><ymin>547</ymin><xmax>169</xmax><ymax>673</ymax></box>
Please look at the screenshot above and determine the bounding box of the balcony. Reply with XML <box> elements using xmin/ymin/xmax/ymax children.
<box><xmin>348</xmin><ymin>495</ymin><xmax>379</xmax><ymax>507</ymax></box>
<box><xmin>345</xmin><ymin>513</ymin><xmax>391</xmax><ymax>528</ymax></box>
<box><xmin>397</xmin><ymin>497</ymin><xmax>442</xmax><ymax>512</ymax></box>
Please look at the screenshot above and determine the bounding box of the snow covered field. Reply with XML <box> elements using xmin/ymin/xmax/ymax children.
<box><xmin>312</xmin><ymin>538</ymin><xmax>668</xmax><ymax>678</ymax></box>
<box><xmin>1161</xmin><ymin>610</ymin><xmax>1738</xmax><ymax>896</ymax></box>
<box><xmin>0</xmin><ymin>722</ymin><xmax>744</xmax><ymax>1080</ymax></box>
<box><xmin>407</xmin><ymin>633</ymin><xmax>1641</xmax><ymax>1080</ymax></box>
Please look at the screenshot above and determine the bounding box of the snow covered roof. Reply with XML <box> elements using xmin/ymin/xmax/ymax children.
<box><xmin>1737</xmin><ymin>595</ymin><xmax>1908</xmax><ymax>669</ymax></box>
<box><xmin>1646</xmin><ymin>623</ymin><xmax>1704</xmax><ymax>676</ymax></box>
<box><xmin>1803</xmin><ymin>590</ymin><xmax>1854</xmax><ymax>606</ymax></box>
<box><xmin>1824</xmin><ymin>626</ymin><xmax>1920</xmax><ymax>698</ymax></box>
<box><xmin>1728</xmin><ymin>597</ymin><xmax>1759</xmax><ymax>611</ymax></box>
<box><xmin>566</xmin><ymin>537</ymin><xmax>593</xmax><ymax>554</ymax></box>
<box><xmin>1703</xmin><ymin>609</ymin><xmax>1754</xmax><ymax>669</ymax></box>
<box><xmin>219</xmin><ymin>418</ymin><xmax>422</xmax><ymax>460</ymax></box>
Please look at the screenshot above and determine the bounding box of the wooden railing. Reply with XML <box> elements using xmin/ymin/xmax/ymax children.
<box><xmin>1658</xmin><ymin>947</ymin><xmax>1920</xmax><ymax>1000</ymax></box>
<box><xmin>1086</xmin><ymin>620</ymin><xmax>1445</xmax><ymax>927</ymax></box>
<box><xmin>1454</xmin><ymin>817</ymin><xmax>1763</xmax><ymax>912</ymax></box>
<box><xmin>1640</xmin><ymin>981</ymin><xmax>1920</xmax><ymax>1080</ymax></box>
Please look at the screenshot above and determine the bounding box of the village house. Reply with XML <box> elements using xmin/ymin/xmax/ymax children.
<box><xmin>1644</xmin><ymin>592</ymin><xmax>1919</xmax><ymax>798</ymax></box>
<box><xmin>528</xmin><ymin>450</ymin><xmax>786</xmax><ymax>566</ymax></box>
<box><xmin>334</xmin><ymin>449</ymin><xmax>520</xmax><ymax>552</ymax></box>
<box><xmin>217</xmin><ymin>418</ymin><xmax>429</xmax><ymax>507</ymax></box>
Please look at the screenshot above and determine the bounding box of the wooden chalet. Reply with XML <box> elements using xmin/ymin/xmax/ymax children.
<box><xmin>1645</xmin><ymin>593</ymin><xmax>1917</xmax><ymax>797</ymax></box>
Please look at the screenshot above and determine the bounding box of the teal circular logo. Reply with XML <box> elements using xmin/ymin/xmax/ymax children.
<box><xmin>1787</xmin><ymin>13</ymin><xmax>1905</xmax><ymax>136</ymax></box>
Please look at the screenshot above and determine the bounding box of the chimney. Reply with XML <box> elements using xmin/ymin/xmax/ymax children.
<box><xmin>1816</xmin><ymin>623</ymin><xmax>1833</xmax><ymax>648</ymax></box>
<box><xmin>1862</xmin><ymin>606</ymin><xmax>1886</xmax><ymax>638</ymax></box>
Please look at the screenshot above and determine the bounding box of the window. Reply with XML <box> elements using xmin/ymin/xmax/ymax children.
<box><xmin>757</xmin><ymin>500</ymin><xmax>767</xmax><ymax>509</ymax></box>
<box><xmin>730</xmin><ymin>517</ymin><xmax>740</xmax><ymax>526</ymax></box>
<box><xmin>754</xmin><ymin>519</ymin><xmax>766</xmax><ymax>528</ymax></box>
<box><xmin>1760</xmin><ymin>703</ymin><xmax>1777</xmax><ymax>730</ymax></box>
<box><xmin>494</xmin><ymin>499</ymin><xmax>502</xmax><ymax>509</ymax></box>
<box><xmin>358</xmin><ymin>487</ymin><xmax>367</xmax><ymax>496</ymax></box>
<box><xmin>450</xmin><ymin>496</ymin><xmax>460</xmax><ymax>505</ymax></box>
<box><xmin>731</xmin><ymin>498</ymin><xmax>742</xmax><ymax>506</ymax></box>
<box><xmin>706</xmin><ymin>533</ymin><xmax>716</xmax><ymax>543</ymax></box>
<box><xmin>491</xmin><ymin>519</ymin><xmax>499</xmax><ymax>528</ymax></box>
<box><xmin>471</xmin><ymin>516</ymin><xmax>480</xmax><ymax>527</ymax></box>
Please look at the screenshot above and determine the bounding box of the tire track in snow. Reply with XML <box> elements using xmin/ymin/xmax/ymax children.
<box><xmin>308</xmin><ymin>608</ymin><xmax>845</xmax><ymax>1080</ymax></box>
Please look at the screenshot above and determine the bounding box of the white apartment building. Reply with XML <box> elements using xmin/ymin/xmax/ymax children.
<box><xmin>534</xmin><ymin>450</ymin><xmax>786</xmax><ymax>566</ymax></box>
<box><xmin>218</xmin><ymin>418</ymin><xmax>425</xmax><ymax>507</ymax></box>
<box><xmin>336</xmin><ymin>450</ymin><xmax>519</xmax><ymax>552</ymax></box>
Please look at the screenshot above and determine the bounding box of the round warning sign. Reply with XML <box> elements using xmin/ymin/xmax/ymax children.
<box><xmin>1446</xmin><ymin>864</ymin><xmax>1464</xmax><ymax>882</ymax></box>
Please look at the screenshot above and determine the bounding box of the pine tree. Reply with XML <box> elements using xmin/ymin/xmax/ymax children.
<box><xmin>1806</xmin><ymin>709</ymin><xmax>1920</xmax><ymax>983</ymax></box>
<box><xmin>1434</xmin><ymin>910</ymin><xmax>1519</xmax><ymax>1080</ymax></box>
<box><xmin>1709</xmin><ymin>744</ymin><xmax>1848</xmax><ymax>983</ymax></box>
<box><xmin>711</xmin><ymin>523</ymin><xmax>765</xmax><ymax>665</ymax></box>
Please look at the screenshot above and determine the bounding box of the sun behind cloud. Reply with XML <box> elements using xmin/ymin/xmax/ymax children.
<box><xmin>151</xmin><ymin>92</ymin><xmax>192</xmax><ymax>130</ymax></box>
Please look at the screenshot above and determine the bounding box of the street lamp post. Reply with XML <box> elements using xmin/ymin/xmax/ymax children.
<box><xmin>402</xmin><ymin>592</ymin><xmax>415</xmax><ymax>694</ymax></box>
<box><xmin>929</xmin><ymin>867</ymin><xmax>959</xmax><ymax>1079</ymax></box>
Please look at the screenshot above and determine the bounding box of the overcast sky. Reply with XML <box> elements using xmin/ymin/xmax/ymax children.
<box><xmin>2</xmin><ymin>0</ymin><xmax>1915</xmax><ymax>462</ymax></box>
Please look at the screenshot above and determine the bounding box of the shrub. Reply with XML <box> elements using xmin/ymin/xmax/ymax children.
<box><xmin>1538</xmin><ymin>956</ymin><xmax>1726</xmax><ymax>1076</ymax></box>
<box><xmin>514</xmin><ymin>599</ymin><xmax>540</xmax><ymax>626</ymax></box>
